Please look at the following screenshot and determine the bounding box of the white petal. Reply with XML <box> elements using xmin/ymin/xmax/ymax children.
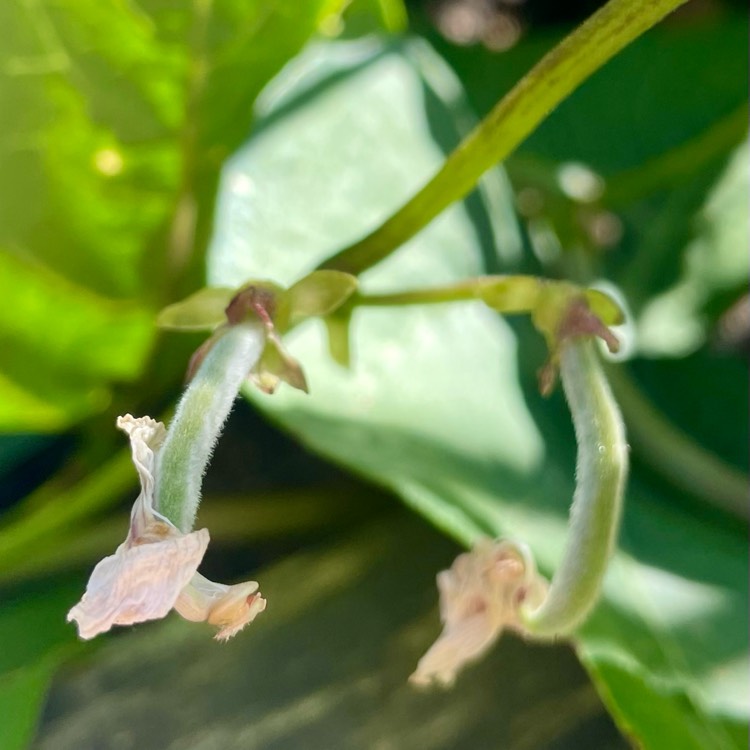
<box><xmin>116</xmin><ymin>415</ymin><xmax>168</xmax><ymax>539</ymax></box>
<box><xmin>116</xmin><ymin>414</ymin><xmax>166</xmax><ymax>502</ymax></box>
<box><xmin>410</xmin><ymin>538</ymin><xmax>548</xmax><ymax>687</ymax></box>
<box><xmin>410</xmin><ymin>615</ymin><xmax>497</xmax><ymax>688</ymax></box>
<box><xmin>67</xmin><ymin>529</ymin><xmax>209</xmax><ymax>640</ymax></box>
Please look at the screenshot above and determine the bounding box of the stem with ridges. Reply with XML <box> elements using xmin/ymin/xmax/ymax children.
<box><xmin>156</xmin><ymin>322</ymin><xmax>265</xmax><ymax>532</ymax></box>
<box><xmin>522</xmin><ymin>339</ymin><xmax>628</xmax><ymax>636</ymax></box>
<box><xmin>320</xmin><ymin>0</ymin><xmax>689</xmax><ymax>276</ymax></box>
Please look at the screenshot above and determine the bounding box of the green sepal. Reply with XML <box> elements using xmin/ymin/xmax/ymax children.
<box><xmin>156</xmin><ymin>287</ymin><xmax>236</xmax><ymax>331</ymax></box>
<box><xmin>158</xmin><ymin>271</ymin><xmax>357</xmax><ymax>335</ymax></box>
<box><xmin>583</xmin><ymin>289</ymin><xmax>625</xmax><ymax>326</ymax></box>
<box><xmin>249</xmin><ymin>332</ymin><xmax>309</xmax><ymax>394</ymax></box>
<box><xmin>530</xmin><ymin>285</ymin><xmax>622</xmax><ymax>396</ymax></box>
<box><xmin>287</xmin><ymin>271</ymin><xmax>358</xmax><ymax>328</ymax></box>
<box><xmin>477</xmin><ymin>275</ymin><xmax>543</xmax><ymax>313</ymax></box>
<box><xmin>324</xmin><ymin>311</ymin><xmax>353</xmax><ymax>368</ymax></box>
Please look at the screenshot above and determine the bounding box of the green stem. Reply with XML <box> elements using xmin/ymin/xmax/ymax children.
<box><xmin>523</xmin><ymin>340</ymin><xmax>628</xmax><ymax>636</ymax></box>
<box><xmin>608</xmin><ymin>366</ymin><xmax>749</xmax><ymax>521</ymax></box>
<box><xmin>351</xmin><ymin>281</ymin><xmax>481</xmax><ymax>307</ymax></box>
<box><xmin>155</xmin><ymin>322</ymin><xmax>265</xmax><ymax>532</ymax></box>
<box><xmin>320</xmin><ymin>0</ymin><xmax>689</xmax><ymax>276</ymax></box>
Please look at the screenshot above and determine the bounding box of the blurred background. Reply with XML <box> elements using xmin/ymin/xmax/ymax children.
<box><xmin>1</xmin><ymin>0</ymin><xmax>747</xmax><ymax>748</ymax></box>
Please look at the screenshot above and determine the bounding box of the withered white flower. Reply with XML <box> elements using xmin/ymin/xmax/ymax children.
<box><xmin>67</xmin><ymin>414</ymin><xmax>265</xmax><ymax>641</ymax></box>
<box><xmin>410</xmin><ymin>538</ymin><xmax>547</xmax><ymax>688</ymax></box>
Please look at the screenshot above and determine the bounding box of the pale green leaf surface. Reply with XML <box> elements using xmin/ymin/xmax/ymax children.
<box><xmin>207</xmin><ymin>39</ymin><xmax>748</xmax><ymax>747</ymax></box>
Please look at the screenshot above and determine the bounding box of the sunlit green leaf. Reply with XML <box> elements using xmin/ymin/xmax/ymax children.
<box><xmin>208</xmin><ymin>38</ymin><xmax>748</xmax><ymax>748</ymax></box>
<box><xmin>0</xmin><ymin>0</ymin><xmax>338</xmax><ymax>431</ymax></box>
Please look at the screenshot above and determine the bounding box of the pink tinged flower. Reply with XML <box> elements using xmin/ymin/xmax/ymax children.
<box><xmin>67</xmin><ymin>415</ymin><xmax>266</xmax><ymax>641</ymax></box>
<box><xmin>410</xmin><ymin>538</ymin><xmax>548</xmax><ymax>688</ymax></box>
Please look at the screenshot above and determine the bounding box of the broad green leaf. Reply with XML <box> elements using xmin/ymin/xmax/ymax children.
<box><xmin>34</xmin><ymin>516</ymin><xmax>626</xmax><ymax>749</ymax></box>
<box><xmin>0</xmin><ymin>660</ymin><xmax>58</xmax><ymax>750</ymax></box>
<box><xmin>207</xmin><ymin>38</ymin><xmax>748</xmax><ymax>747</ymax></box>
<box><xmin>0</xmin><ymin>0</ymin><xmax>340</xmax><ymax>431</ymax></box>
<box><xmin>0</xmin><ymin>252</ymin><xmax>153</xmax><ymax>432</ymax></box>
<box><xmin>0</xmin><ymin>580</ymin><xmax>87</xmax><ymax>750</ymax></box>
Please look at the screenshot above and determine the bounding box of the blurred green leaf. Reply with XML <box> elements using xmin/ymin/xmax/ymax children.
<box><xmin>636</xmin><ymin>141</ymin><xmax>749</xmax><ymax>356</ymax></box>
<box><xmin>583</xmin><ymin>652</ymin><xmax>749</xmax><ymax>750</ymax></box>
<box><xmin>0</xmin><ymin>660</ymin><xmax>59</xmax><ymax>750</ymax></box>
<box><xmin>207</xmin><ymin>38</ymin><xmax>748</xmax><ymax>748</ymax></box>
<box><xmin>338</xmin><ymin>0</ymin><xmax>408</xmax><ymax>36</ymax></box>
<box><xmin>0</xmin><ymin>580</ymin><xmax>86</xmax><ymax>750</ymax></box>
<box><xmin>0</xmin><ymin>0</ymin><xmax>342</xmax><ymax>432</ymax></box>
<box><xmin>0</xmin><ymin>252</ymin><xmax>153</xmax><ymax>431</ymax></box>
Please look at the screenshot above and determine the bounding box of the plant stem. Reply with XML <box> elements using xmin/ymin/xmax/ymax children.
<box><xmin>523</xmin><ymin>340</ymin><xmax>628</xmax><ymax>636</ymax></box>
<box><xmin>320</xmin><ymin>0</ymin><xmax>689</xmax><ymax>276</ymax></box>
<box><xmin>351</xmin><ymin>281</ymin><xmax>481</xmax><ymax>307</ymax></box>
<box><xmin>155</xmin><ymin>322</ymin><xmax>265</xmax><ymax>532</ymax></box>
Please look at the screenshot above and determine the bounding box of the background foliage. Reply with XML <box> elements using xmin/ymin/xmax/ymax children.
<box><xmin>0</xmin><ymin>1</ymin><xmax>747</xmax><ymax>748</ymax></box>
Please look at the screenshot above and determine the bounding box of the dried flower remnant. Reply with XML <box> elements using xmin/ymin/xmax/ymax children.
<box><xmin>175</xmin><ymin>573</ymin><xmax>267</xmax><ymax>642</ymax></box>
<box><xmin>67</xmin><ymin>415</ymin><xmax>265</xmax><ymax>641</ymax></box>
<box><xmin>410</xmin><ymin>539</ymin><xmax>547</xmax><ymax>687</ymax></box>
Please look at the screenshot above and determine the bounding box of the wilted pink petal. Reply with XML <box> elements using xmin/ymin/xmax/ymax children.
<box><xmin>410</xmin><ymin>539</ymin><xmax>547</xmax><ymax>687</ymax></box>
<box><xmin>67</xmin><ymin>529</ymin><xmax>209</xmax><ymax>640</ymax></box>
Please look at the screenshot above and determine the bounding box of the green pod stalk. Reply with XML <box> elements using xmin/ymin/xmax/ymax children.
<box><xmin>156</xmin><ymin>322</ymin><xmax>265</xmax><ymax>532</ymax></box>
<box><xmin>523</xmin><ymin>339</ymin><xmax>628</xmax><ymax>635</ymax></box>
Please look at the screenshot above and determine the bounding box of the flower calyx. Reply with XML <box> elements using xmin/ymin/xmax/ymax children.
<box><xmin>157</xmin><ymin>271</ymin><xmax>358</xmax><ymax>390</ymax></box>
<box><xmin>531</xmin><ymin>285</ymin><xmax>621</xmax><ymax>396</ymax></box>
